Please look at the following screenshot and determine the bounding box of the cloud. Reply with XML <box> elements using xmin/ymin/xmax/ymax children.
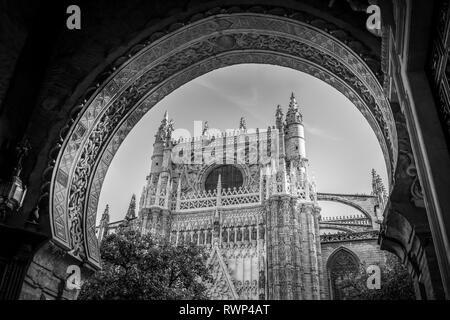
<box><xmin>304</xmin><ymin>123</ymin><xmax>342</xmax><ymax>141</ymax></box>
<box><xmin>192</xmin><ymin>77</ymin><xmax>266</xmax><ymax>123</ymax></box>
<box><xmin>194</xmin><ymin>77</ymin><xmax>257</xmax><ymax>106</ymax></box>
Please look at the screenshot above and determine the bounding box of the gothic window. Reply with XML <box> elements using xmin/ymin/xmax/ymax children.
<box><xmin>244</xmin><ymin>227</ymin><xmax>249</xmax><ymax>241</ymax></box>
<box><xmin>179</xmin><ymin>232</ymin><xmax>185</xmax><ymax>244</ymax></box>
<box><xmin>259</xmin><ymin>225</ymin><xmax>265</xmax><ymax>240</ymax></box>
<box><xmin>237</xmin><ymin>228</ymin><xmax>242</xmax><ymax>242</ymax></box>
<box><xmin>222</xmin><ymin>228</ymin><xmax>228</xmax><ymax>243</ymax></box>
<box><xmin>327</xmin><ymin>248</ymin><xmax>360</xmax><ymax>300</ymax></box>
<box><xmin>200</xmin><ymin>230</ymin><xmax>205</xmax><ymax>244</ymax></box>
<box><xmin>229</xmin><ymin>228</ymin><xmax>235</xmax><ymax>242</ymax></box>
<box><xmin>205</xmin><ymin>165</ymin><xmax>243</xmax><ymax>192</ymax></box>
<box><xmin>193</xmin><ymin>231</ymin><xmax>198</xmax><ymax>244</ymax></box>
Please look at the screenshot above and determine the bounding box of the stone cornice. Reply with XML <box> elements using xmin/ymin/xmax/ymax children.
<box><xmin>320</xmin><ymin>230</ymin><xmax>379</xmax><ymax>243</ymax></box>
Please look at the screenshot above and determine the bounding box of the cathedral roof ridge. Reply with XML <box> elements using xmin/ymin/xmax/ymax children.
<box><xmin>171</xmin><ymin>127</ymin><xmax>278</xmax><ymax>145</ymax></box>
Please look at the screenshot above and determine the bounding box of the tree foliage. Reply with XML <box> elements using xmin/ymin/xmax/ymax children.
<box><xmin>335</xmin><ymin>254</ymin><xmax>416</xmax><ymax>300</ymax></box>
<box><xmin>78</xmin><ymin>230</ymin><xmax>212</xmax><ymax>300</ymax></box>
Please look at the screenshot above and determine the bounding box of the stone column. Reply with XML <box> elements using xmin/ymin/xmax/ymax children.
<box><xmin>313</xmin><ymin>206</ymin><xmax>325</xmax><ymax>299</ymax></box>
<box><xmin>305</xmin><ymin>204</ymin><xmax>320</xmax><ymax>300</ymax></box>
<box><xmin>292</xmin><ymin>198</ymin><xmax>303</xmax><ymax>299</ymax></box>
<box><xmin>281</xmin><ymin>195</ymin><xmax>293</xmax><ymax>300</ymax></box>
<box><xmin>266</xmin><ymin>195</ymin><xmax>314</xmax><ymax>300</ymax></box>
<box><xmin>299</xmin><ymin>203</ymin><xmax>311</xmax><ymax>299</ymax></box>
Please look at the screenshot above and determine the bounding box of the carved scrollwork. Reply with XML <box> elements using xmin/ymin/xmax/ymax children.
<box><xmin>320</xmin><ymin>230</ymin><xmax>379</xmax><ymax>243</ymax></box>
<box><xmin>50</xmin><ymin>12</ymin><xmax>394</xmax><ymax>268</ymax></box>
<box><xmin>401</xmin><ymin>150</ymin><xmax>425</xmax><ymax>208</ymax></box>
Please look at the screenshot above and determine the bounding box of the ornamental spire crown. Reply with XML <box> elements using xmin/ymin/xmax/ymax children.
<box><xmin>286</xmin><ymin>92</ymin><xmax>303</xmax><ymax>125</ymax></box>
<box><xmin>275</xmin><ymin>105</ymin><xmax>284</xmax><ymax>129</ymax></box>
<box><xmin>156</xmin><ymin>111</ymin><xmax>174</xmax><ymax>144</ymax></box>
<box><xmin>371</xmin><ymin>169</ymin><xmax>387</xmax><ymax>203</ymax></box>
<box><xmin>125</xmin><ymin>194</ymin><xmax>136</xmax><ymax>220</ymax></box>
<box><xmin>202</xmin><ymin>121</ymin><xmax>209</xmax><ymax>135</ymax></box>
<box><xmin>239</xmin><ymin>117</ymin><xmax>247</xmax><ymax>130</ymax></box>
<box><xmin>101</xmin><ymin>204</ymin><xmax>110</xmax><ymax>221</ymax></box>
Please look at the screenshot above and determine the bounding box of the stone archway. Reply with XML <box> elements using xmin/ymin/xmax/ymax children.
<box><xmin>46</xmin><ymin>12</ymin><xmax>397</xmax><ymax>269</ymax></box>
<box><xmin>326</xmin><ymin>247</ymin><xmax>360</xmax><ymax>300</ymax></box>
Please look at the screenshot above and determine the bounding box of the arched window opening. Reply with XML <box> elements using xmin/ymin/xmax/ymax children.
<box><xmin>328</xmin><ymin>248</ymin><xmax>360</xmax><ymax>300</ymax></box>
<box><xmin>205</xmin><ymin>165</ymin><xmax>243</xmax><ymax>192</ymax></box>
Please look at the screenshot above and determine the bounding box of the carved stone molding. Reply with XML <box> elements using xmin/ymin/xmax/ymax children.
<box><xmin>397</xmin><ymin>114</ymin><xmax>425</xmax><ymax>208</ymax></box>
<box><xmin>428</xmin><ymin>0</ymin><xmax>450</xmax><ymax>147</ymax></box>
<box><xmin>320</xmin><ymin>230</ymin><xmax>379</xmax><ymax>243</ymax></box>
<box><xmin>49</xmin><ymin>13</ymin><xmax>396</xmax><ymax>267</ymax></box>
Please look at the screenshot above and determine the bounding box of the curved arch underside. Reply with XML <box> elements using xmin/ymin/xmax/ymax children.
<box><xmin>50</xmin><ymin>13</ymin><xmax>397</xmax><ymax>267</ymax></box>
<box><xmin>317</xmin><ymin>193</ymin><xmax>378</xmax><ymax>221</ymax></box>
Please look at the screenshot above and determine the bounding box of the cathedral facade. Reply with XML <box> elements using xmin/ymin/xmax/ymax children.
<box><xmin>97</xmin><ymin>93</ymin><xmax>388</xmax><ymax>300</ymax></box>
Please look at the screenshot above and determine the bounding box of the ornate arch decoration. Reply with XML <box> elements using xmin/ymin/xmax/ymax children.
<box><xmin>326</xmin><ymin>246</ymin><xmax>360</xmax><ymax>270</ymax></box>
<box><xmin>317</xmin><ymin>193</ymin><xmax>375</xmax><ymax>221</ymax></box>
<box><xmin>199</xmin><ymin>162</ymin><xmax>251</xmax><ymax>192</ymax></box>
<box><xmin>326</xmin><ymin>246</ymin><xmax>361</xmax><ymax>300</ymax></box>
<box><xmin>48</xmin><ymin>12</ymin><xmax>397</xmax><ymax>268</ymax></box>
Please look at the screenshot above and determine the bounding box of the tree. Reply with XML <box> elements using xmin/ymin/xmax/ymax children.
<box><xmin>335</xmin><ymin>254</ymin><xmax>416</xmax><ymax>300</ymax></box>
<box><xmin>78</xmin><ymin>230</ymin><xmax>213</xmax><ymax>300</ymax></box>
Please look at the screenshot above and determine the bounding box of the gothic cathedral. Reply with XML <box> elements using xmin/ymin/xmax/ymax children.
<box><xmin>97</xmin><ymin>93</ymin><xmax>388</xmax><ymax>300</ymax></box>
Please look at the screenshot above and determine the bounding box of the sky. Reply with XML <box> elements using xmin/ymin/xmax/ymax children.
<box><xmin>97</xmin><ymin>64</ymin><xmax>388</xmax><ymax>224</ymax></box>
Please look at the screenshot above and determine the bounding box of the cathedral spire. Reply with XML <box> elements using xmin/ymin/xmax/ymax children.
<box><xmin>101</xmin><ymin>204</ymin><xmax>110</xmax><ymax>221</ymax></box>
<box><xmin>202</xmin><ymin>120</ymin><xmax>209</xmax><ymax>135</ymax></box>
<box><xmin>275</xmin><ymin>105</ymin><xmax>284</xmax><ymax>130</ymax></box>
<box><xmin>98</xmin><ymin>205</ymin><xmax>110</xmax><ymax>242</ymax></box>
<box><xmin>289</xmin><ymin>92</ymin><xmax>297</xmax><ymax>108</ymax></box>
<box><xmin>371</xmin><ymin>169</ymin><xmax>387</xmax><ymax>208</ymax></box>
<box><xmin>239</xmin><ymin>117</ymin><xmax>247</xmax><ymax>130</ymax></box>
<box><xmin>371</xmin><ymin>169</ymin><xmax>377</xmax><ymax>191</ymax></box>
<box><xmin>156</xmin><ymin>111</ymin><xmax>174</xmax><ymax>143</ymax></box>
<box><xmin>286</xmin><ymin>92</ymin><xmax>303</xmax><ymax>125</ymax></box>
<box><xmin>125</xmin><ymin>194</ymin><xmax>136</xmax><ymax>220</ymax></box>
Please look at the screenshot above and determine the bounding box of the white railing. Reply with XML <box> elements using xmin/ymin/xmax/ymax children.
<box><xmin>175</xmin><ymin>185</ymin><xmax>260</xmax><ymax>212</ymax></box>
<box><xmin>320</xmin><ymin>215</ymin><xmax>372</xmax><ymax>226</ymax></box>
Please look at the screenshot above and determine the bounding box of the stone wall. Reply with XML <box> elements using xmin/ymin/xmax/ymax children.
<box><xmin>19</xmin><ymin>241</ymin><xmax>93</xmax><ymax>300</ymax></box>
<box><xmin>320</xmin><ymin>239</ymin><xmax>390</xmax><ymax>300</ymax></box>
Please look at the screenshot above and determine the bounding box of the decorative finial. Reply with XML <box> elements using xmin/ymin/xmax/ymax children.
<box><xmin>202</xmin><ymin>121</ymin><xmax>209</xmax><ymax>135</ymax></box>
<box><xmin>275</xmin><ymin>105</ymin><xmax>284</xmax><ymax>130</ymax></box>
<box><xmin>156</xmin><ymin>111</ymin><xmax>174</xmax><ymax>144</ymax></box>
<box><xmin>286</xmin><ymin>92</ymin><xmax>303</xmax><ymax>125</ymax></box>
<box><xmin>289</xmin><ymin>92</ymin><xmax>298</xmax><ymax>108</ymax></box>
<box><xmin>98</xmin><ymin>204</ymin><xmax>111</xmax><ymax>241</ymax></box>
<box><xmin>239</xmin><ymin>117</ymin><xmax>247</xmax><ymax>130</ymax></box>
<box><xmin>125</xmin><ymin>194</ymin><xmax>136</xmax><ymax>220</ymax></box>
<box><xmin>102</xmin><ymin>204</ymin><xmax>110</xmax><ymax>219</ymax></box>
<box><xmin>371</xmin><ymin>169</ymin><xmax>387</xmax><ymax>207</ymax></box>
<box><xmin>371</xmin><ymin>169</ymin><xmax>379</xmax><ymax>192</ymax></box>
